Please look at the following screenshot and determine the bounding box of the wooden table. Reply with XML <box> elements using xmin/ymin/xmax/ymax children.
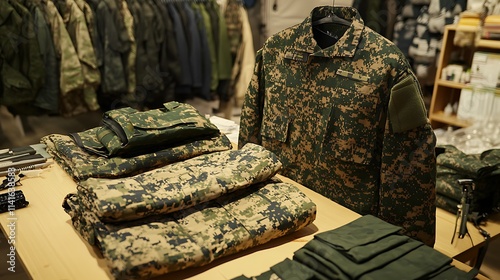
<box><xmin>0</xmin><ymin>162</ymin><xmax>492</xmax><ymax>279</ymax></box>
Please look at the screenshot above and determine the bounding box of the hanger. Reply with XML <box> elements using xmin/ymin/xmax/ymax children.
<box><xmin>311</xmin><ymin>0</ymin><xmax>351</xmax><ymax>27</ymax></box>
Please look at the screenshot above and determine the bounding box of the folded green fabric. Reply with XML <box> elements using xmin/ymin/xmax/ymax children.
<box><xmin>294</xmin><ymin>248</ymin><xmax>349</xmax><ymax>280</ymax></box>
<box><xmin>359</xmin><ymin>243</ymin><xmax>453</xmax><ymax>280</ymax></box>
<box><xmin>270</xmin><ymin>258</ymin><xmax>325</xmax><ymax>280</ymax></box>
<box><xmin>42</xmin><ymin>132</ymin><xmax>232</xmax><ymax>181</ymax></box>
<box><xmin>344</xmin><ymin>234</ymin><xmax>410</xmax><ymax>263</ymax></box>
<box><xmin>314</xmin><ymin>214</ymin><xmax>402</xmax><ymax>250</ymax></box>
<box><xmin>304</xmin><ymin>238</ymin><xmax>421</xmax><ymax>279</ymax></box>
<box><xmin>64</xmin><ymin>181</ymin><xmax>317</xmax><ymax>280</ymax></box>
<box><xmin>237</xmin><ymin>215</ymin><xmax>470</xmax><ymax>280</ymax></box>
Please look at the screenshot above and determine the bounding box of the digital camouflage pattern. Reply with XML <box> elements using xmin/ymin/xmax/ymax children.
<box><xmin>63</xmin><ymin>179</ymin><xmax>317</xmax><ymax>279</ymax></box>
<box><xmin>0</xmin><ymin>0</ymin><xmax>44</xmax><ymax>107</ymax></box>
<box><xmin>41</xmin><ymin>132</ymin><xmax>232</xmax><ymax>180</ymax></box>
<box><xmin>87</xmin><ymin>101</ymin><xmax>220</xmax><ymax>157</ymax></box>
<box><xmin>436</xmin><ymin>145</ymin><xmax>500</xmax><ymax>215</ymax></box>
<box><xmin>54</xmin><ymin>0</ymin><xmax>101</xmax><ymax>113</ymax></box>
<box><xmin>40</xmin><ymin>0</ymin><xmax>89</xmax><ymax>116</ymax></box>
<box><xmin>76</xmin><ymin>143</ymin><xmax>282</xmax><ymax>222</ymax></box>
<box><xmin>238</xmin><ymin>6</ymin><xmax>436</xmax><ymax>247</ymax></box>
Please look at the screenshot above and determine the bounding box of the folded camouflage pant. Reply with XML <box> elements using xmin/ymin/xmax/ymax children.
<box><xmin>42</xmin><ymin>132</ymin><xmax>232</xmax><ymax>181</ymax></box>
<box><xmin>71</xmin><ymin>101</ymin><xmax>221</xmax><ymax>157</ymax></box>
<box><xmin>64</xmin><ymin>179</ymin><xmax>317</xmax><ymax>279</ymax></box>
<box><xmin>76</xmin><ymin>143</ymin><xmax>283</xmax><ymax>222</ymax></box>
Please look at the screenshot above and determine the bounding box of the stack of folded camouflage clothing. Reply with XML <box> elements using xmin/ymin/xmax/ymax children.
<box><xmin>435</xmin><ymin>145</ymin><xmax>500</xmax><ymax>216</ymax></box>
<box><xmin>42</xmin><ymin>101</ymin><xmax>233</xmax><ymax>180</ymax></box>
<box><xmin>236</xmin><ymin>215</ymin><xmax>471</xmax><ymax>280</ymax></box>
<box><xmin>63</xmin><ymin>143</ymin><xmax>317</xmax><ymax>279</ymax></box>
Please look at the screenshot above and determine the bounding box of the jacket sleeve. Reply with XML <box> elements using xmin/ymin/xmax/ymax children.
<box><xmin>238</xmin><ymin>49</ymin><xmax>264</xmax><ymax>149</ymax></box>
<box><xmin>378</xmin><ymin>69</ymin><xmax>437</xmax><ymax>247</ymax></box>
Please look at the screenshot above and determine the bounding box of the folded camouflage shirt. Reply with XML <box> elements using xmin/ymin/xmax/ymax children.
<box><xmin>75</xmin><ymin>143</ymin><xmax>282</xmax><ymax>222</ymax></box>
<box><xmin>64</xmin><ymin>179</ymin><xmax>317</xmax><ymax>280</ymax></box>
<box><xmin>42</xmin><ymin>132</ymin><xmax>232</xmax><ymax>181</ymax></box>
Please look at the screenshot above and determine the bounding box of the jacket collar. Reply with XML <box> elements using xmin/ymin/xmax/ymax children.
<box><xmin>289</xmin><ymin>6</ymin><xmax>364</xmax><ymax>59</ymax></box>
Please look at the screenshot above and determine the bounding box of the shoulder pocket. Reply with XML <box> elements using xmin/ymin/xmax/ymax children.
<box><xmin>389</xmin><ymin>74</ymin><xmax>428</xmax><ymax>133</ymax></box>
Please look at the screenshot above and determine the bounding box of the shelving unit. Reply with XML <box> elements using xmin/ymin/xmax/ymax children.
<box><xmin>429</xmin><ymin>25</ymin><xmax>500</xmax><ymax>129</ymax></box>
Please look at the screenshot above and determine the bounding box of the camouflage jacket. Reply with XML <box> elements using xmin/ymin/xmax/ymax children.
<box><xmin>238</xmin><ymin>6</ymin><xmax>436</xmax><ymax>246</ymax></box>
<box><xmin>70</xmin><ymin>101</ymin><xmax>220</xmax><ymax>157</ymax></box>
<box><xmin>64</xmin><ymin>178</ymin><xmax>316</xmax><ymax>279</ymax></box>
<box><xmin>93</xmin><ymin>0</ymin><xmax>132</xmax><ymax>96</ymax></box>
<box><xmin>0</xmin><ymin>0</ymin><xmax>44</xmax><ymax>107</ymax></box>
<box><xmin>54</xmin><ymin>0</ymin><xmax>101</xmax><ymax>113</ymax></box>
<box><xmin>40</xmin><ymin>0</ymin><xmax>88</xmax><ymax>116</ymax></box>
<box><xmin>42</xmin><ymin>131</ymin><xmax>232</xmax><ymax>181</ymax></box>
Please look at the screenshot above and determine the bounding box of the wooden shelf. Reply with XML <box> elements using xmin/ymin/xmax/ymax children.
<box><xmin>436</xmin><ymin>80</ymin><xmax>468</xmax><ymax>89</ymax></box>
<box><xmin>430</xmin><ymin>24</ymin><xmax>500</xmax><ymax>129</ymax></box>
<box><xmin>430</xmin><ymin>111</ymin><xmax>472</xmax><ymax>128</ymax></box>
<box><xmin>476</xmin><ymin>38</ymin><xmax>500</xmax><ymax>49</ymax></box>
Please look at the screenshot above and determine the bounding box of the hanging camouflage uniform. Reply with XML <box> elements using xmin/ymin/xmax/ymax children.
<box><xmin>0</xmin><ymin>0</ymin><xmax>44</xmax><ymax>107</ymax></box>
<box><xmin>238</xmin><ymin>6</ymin><xmax>436</xmax><ymax>247</ymax></box>
<box><xmin>54</xmin><ymin>0</ymin><xmax>101</xmax><ymax>114</ymax></box>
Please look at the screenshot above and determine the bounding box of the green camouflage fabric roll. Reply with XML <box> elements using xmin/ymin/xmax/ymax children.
<box><xmin>436</xmin><ymin>145</ymin><xmax>500</xmax><ymax>215</ymax></box>
<box><xmin>77</xmin><ymin>101</ymin><xmax>220</xmax><ymax>157</ymax></box>
<box><xmin>63</xmin><ymin>179</ymin><xmax>317</xmax><ymax>279</ymax></box>
<box><xmin>77</xmin><ymin>143</ymin><xmax>283</xmax><ymax>222</ymax></box>
<box><xmin>238</xmin><ymin>6</ymin><xmax>436</xmax><ymax>247</ymax></box>
<box><xmin>41</xmin><ymin>132</ymin><xmax>232</xmax><ymax>181</ymax></box>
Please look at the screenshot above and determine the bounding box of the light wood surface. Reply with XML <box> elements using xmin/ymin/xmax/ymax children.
<box><xmin>0</xmin><ymin>162</ymin><xmax>493</xmax><ymax>279</ymax></box>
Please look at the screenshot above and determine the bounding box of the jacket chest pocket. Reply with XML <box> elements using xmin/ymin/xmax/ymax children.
<box><xmin>322</xmin><ymin>81</ymin><xmax>381</xmax><ymax>165</ymax></box>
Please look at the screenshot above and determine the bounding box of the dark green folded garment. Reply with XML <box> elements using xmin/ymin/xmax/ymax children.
<box><xmin>314</xmin><ymin>214</ymin><xmax>402</xmax><ymax>250</ymax></box>
<box><xmin>304</xmin><ymin>238</ymin><xmax>421</xmax><ymax>279</ymax></box>
<box><xmin>359</xmin><ymin>243</ymin><xmax>453</xmax><ymax>280</ymax></box>
<box><xmin>270</xmin><ymin>258</ymin><xmax>325</xmax><ymax>280</ymax></box>
<box><xmin>294</xmin><ymin>248</ymin><xmax>349</xmax><ymax>280</ymax></box>
<box><xmin>427</xmin><ymin>265</ymin><xmax>469</xmax><ymax>280</ymax></box>
<box><xmin>236</xmin><ymin>258</ymin><xmax>327</xmax><ymax>280</ymax></box>
<box><xmin>344</xmin><ymin>234</ymin><xmax>410</xmax><ymax>263</ymax></box>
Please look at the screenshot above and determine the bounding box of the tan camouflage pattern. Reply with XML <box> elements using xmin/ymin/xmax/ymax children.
<box><xmin>90</xmin><ymin>101</ymin><xmax>220</xmax><ymax>157</ymax></box>
<box><xmin>118</xmin><ymin>0</ymin><xmax>136</xmax><ymax>96</ymax></box>
<box><xmin>41</xmin><ymin>0</ymin><xmax>85</xmax><ymax>108</ymax></box>
<box><xmin>41</xmin><ymin>132</ymin><xmax>232</xmax><ymax>180</ymax></box>
<box><xmin>76</xmin><ymin>143</ymin><xmax>282</xmax><ymax>222</ymax></box>
<box><xmin>56</xmin><ymin>0</ymin><xmax>101</xmax><ymax>112</ymax></box>
<box><xmin>63</xmin><ymin>179</ymin><xmax>317</xmax><ymax>279</ymax></box>
<box><xmin>238</xmin><ymin>6</ymin><xmax>436</xmax><ymax>246</ymax></box>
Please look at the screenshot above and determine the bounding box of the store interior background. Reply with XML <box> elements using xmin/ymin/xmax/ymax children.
<box><xmin>0</xmin><ymin>1</ymin><xmax>499</xmax><ymax>279</ymax></box>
